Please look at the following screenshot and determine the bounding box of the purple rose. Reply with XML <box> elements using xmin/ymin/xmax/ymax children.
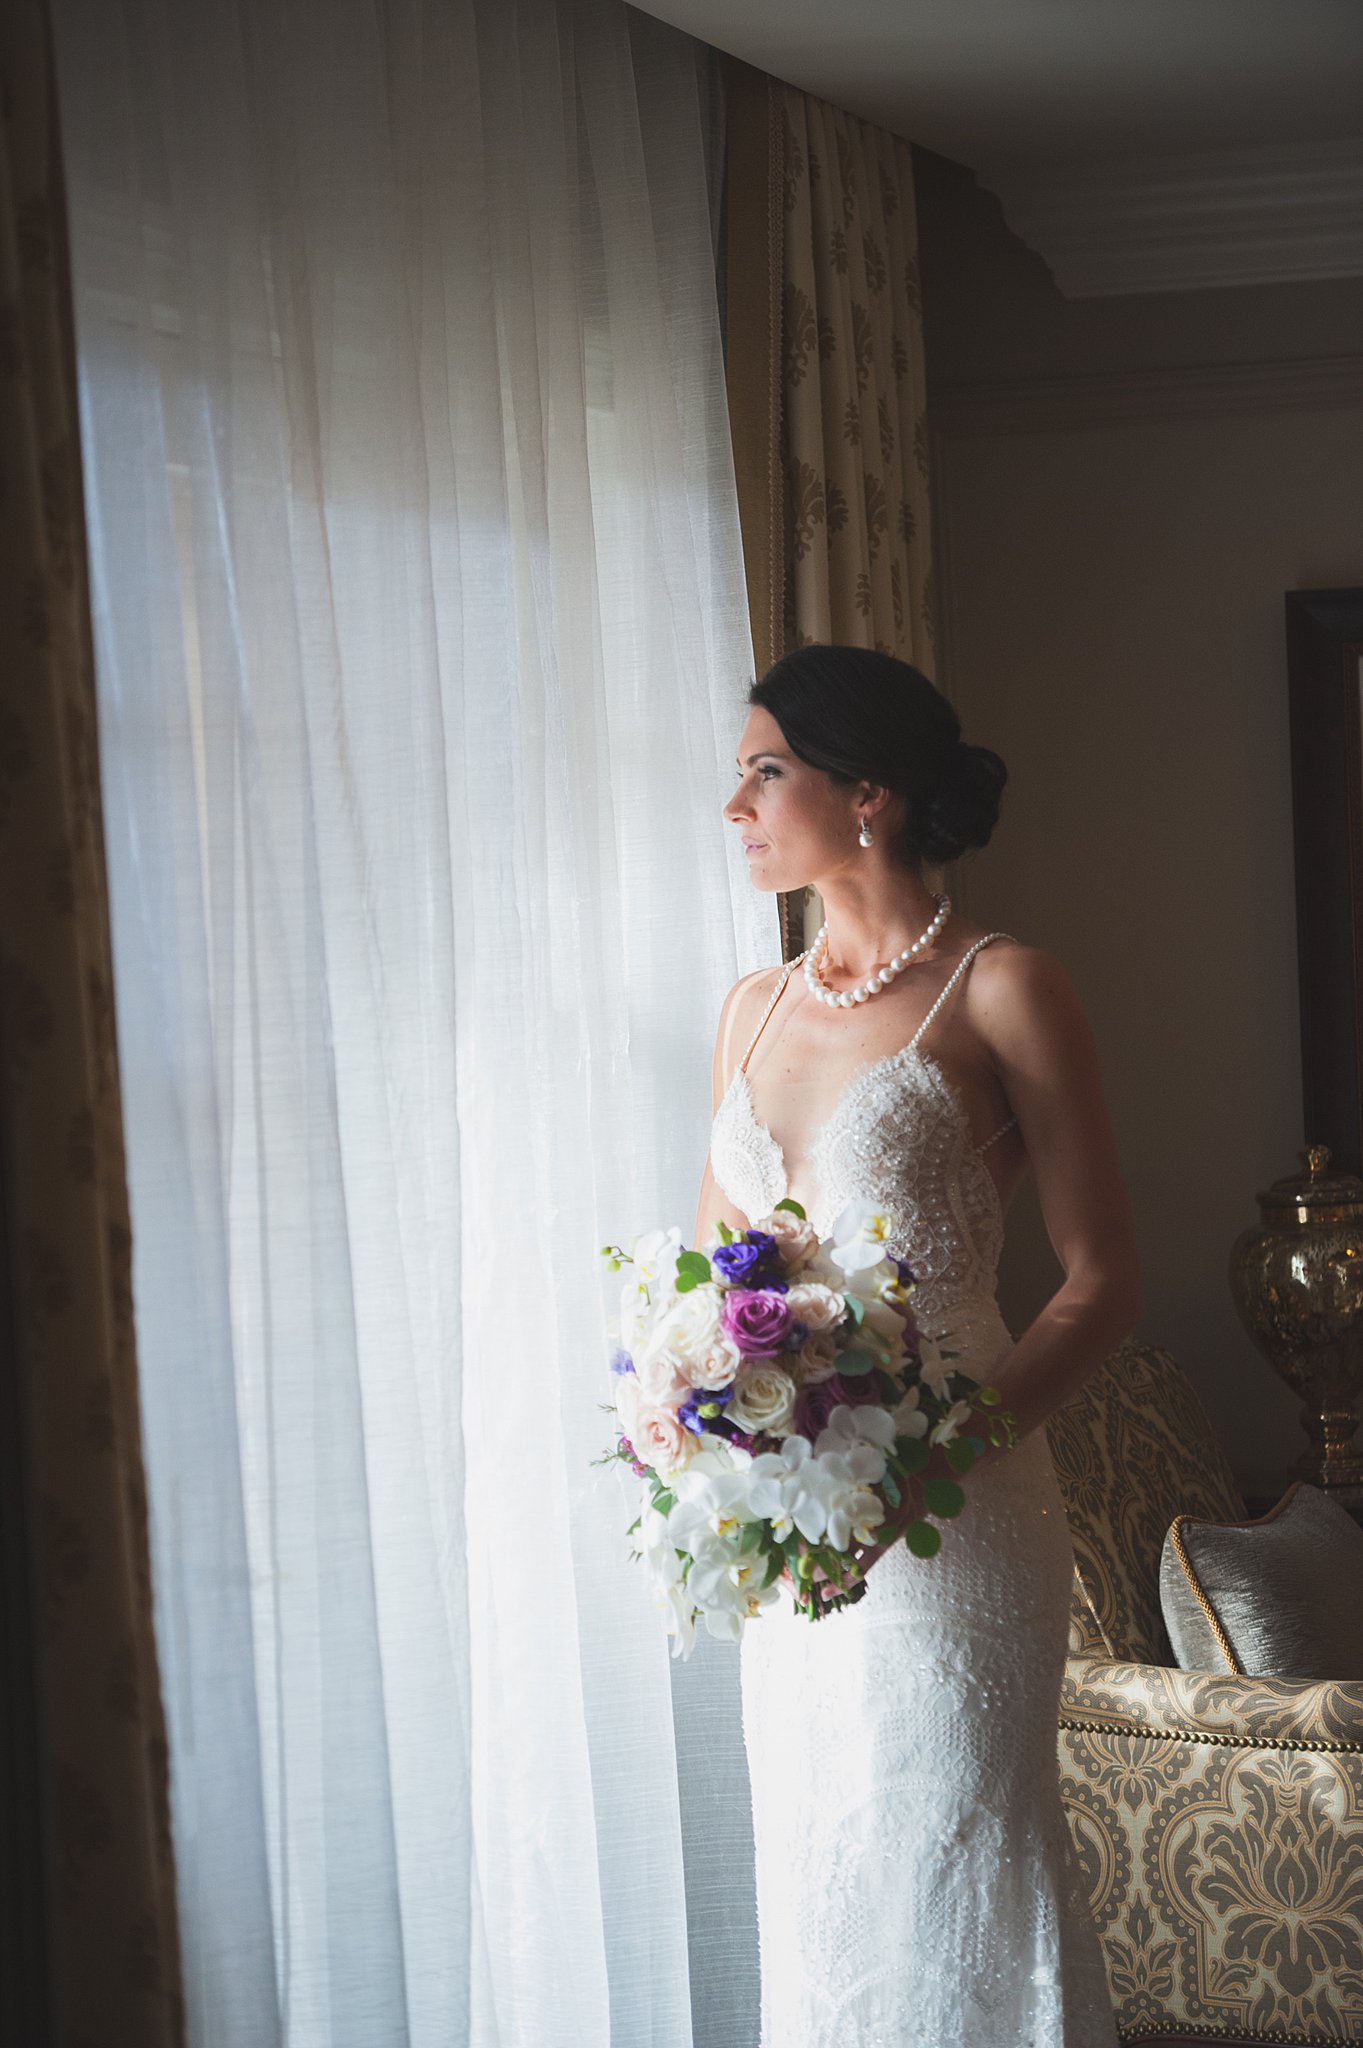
<box><xmin>794</xmin><ymin>1376</ymin><xmax>846</xmax><ymax>1441</ymax></box>
<box><xmin>794</xmin><ymin>1371</ymin><xmax>880</xmax><ymax>1441</ymax></box>
<box><xmin>837</xmin><ymin>1367</ymin><xmax>884</xmax><ymax>1408</ymax></box>
<box><xmin>721</xmin><ymin>1287</ymin><xmax>793</xmax><ymax>1357</ymax></box>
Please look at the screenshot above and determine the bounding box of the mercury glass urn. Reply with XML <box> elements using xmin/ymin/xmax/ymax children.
<box><xmin>1230</xmin><ymin>1145</ymin><xmax>1363</xmax><ymax>1501</ymax></box>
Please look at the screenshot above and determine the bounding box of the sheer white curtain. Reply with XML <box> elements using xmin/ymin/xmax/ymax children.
<box><xmin>51</xmin><ymin>0</ymin><xmax>773</xmax><ymax>2040</ymax></box>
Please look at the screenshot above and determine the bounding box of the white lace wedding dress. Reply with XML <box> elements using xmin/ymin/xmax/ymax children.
<box><xmin>708</xmin><ymin>933</ymin><xmax>1117</xmax><ymax>2047</ymax></box>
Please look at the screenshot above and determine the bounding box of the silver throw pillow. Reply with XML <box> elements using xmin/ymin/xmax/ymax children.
<box><xmin>1159</xmin><ymin>1483</ymin><xmax>1363</xmax><ymax>1679</ymax></box>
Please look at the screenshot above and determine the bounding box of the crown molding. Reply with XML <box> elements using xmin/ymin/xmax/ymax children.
<box><xmin>980</xmin><ymin>139</ymin><xmax>1363</xmax><ymax>298</ymax></box>
<box><xmin>928</xmin><ymin>354</ymin><xmax>1363</xmax><ymax>437</ymax></box>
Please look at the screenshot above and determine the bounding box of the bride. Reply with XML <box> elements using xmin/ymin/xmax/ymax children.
<box><xmin>695</xmin><ymin>645</ymin><xmax>1139</xmax><ymax>2047</ymax></box>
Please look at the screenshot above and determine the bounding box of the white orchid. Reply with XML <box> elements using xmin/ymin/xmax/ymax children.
<box><xmin>813</xmin><ymin>1403</ymin><xmax>896</xmax><ymax>1459</ymax></box>
<box><xmin>805</xmin><ymin>1455</ymin><xmax>886</xmax><ymax>1550</ymax></box>
<box><xmin>744</xmin><ymin>1434</ymin><xmax>816</xmax><ymax>1540</ymax></box>
<box><xmin>891</xmin><ymin>1383</ymin><xmax>930</xmax><ymax>1439</ymax></box>
<box><xmin>685</xmin><ymin>1529</ymin><xmax>780</xmax><ymax>1638</ymax></box>
<box><xmin>828</xmin><ymin>1199</ymin><xmax>898</xmax><ymax>1276</ymax></box>
<box><xmin>638</xmin><ymin>1508</ymin><xmax>697</xmax><ymax>1658</ymax></box>
<box><xmin>916</xmin><ymin>1330</ymin><xmax>955</xmax><ymax>1400</ymax></box>
<box><xmin>744</xmin><ymin>1425</ymin><xmax>886</xmax><ymax>1549</ymax></box>
<box><xmin>667</xmin><ymin>1454</ymin><xmax>759</xmax><ymax>1554</ymax></box>
<box><xmin>619</xmin><ymin>1225</ymin><xmax>686</xmax><ymax>1345</ymax></box>
<box><xmin>931</xmin><ymin>1399</ymin><xmax>974</xmax><ymax>1446</ymax></box>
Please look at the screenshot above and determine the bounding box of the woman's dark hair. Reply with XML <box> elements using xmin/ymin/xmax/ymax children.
<box><xmin>749</xmin><ymin>645</ymin><xmax>1007</xmax><ymax>868</ymax></box>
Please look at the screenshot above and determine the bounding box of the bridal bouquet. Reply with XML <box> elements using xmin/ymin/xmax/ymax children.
<box><xmin>597</xmin><ymin>1197</ymin><xmax>1013</xmax><ymax>1658</ymax></box>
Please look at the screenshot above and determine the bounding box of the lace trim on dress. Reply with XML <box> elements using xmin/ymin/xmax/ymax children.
<box><xmin>709</xmin><ymin>935</ymin><xmax>1018</xmax><ymax>1325</ymax></box>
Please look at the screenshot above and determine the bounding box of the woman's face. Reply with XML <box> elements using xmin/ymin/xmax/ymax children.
<box><xmin>723</xmin><ymin>705</ymin><xmax>867</xmax><ymax>894</ymax></box>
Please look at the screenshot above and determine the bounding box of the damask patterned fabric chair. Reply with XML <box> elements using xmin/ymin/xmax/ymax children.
<box><xmin>1046</xmin><ymin>1342</ymin><xmax>1363</xmax><ymax>2045</ymax></box>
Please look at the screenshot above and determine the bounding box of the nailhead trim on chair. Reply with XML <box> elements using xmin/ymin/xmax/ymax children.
<box><xmin>1059</xmin><ymin>1714</ymin><xmax>1363</xmax><ymax>1755</ymax></box>
<box><xmin>1120</xmin><ymin>2026</ymin><xmax>1340</xmax><ymax>2044</ymax></box>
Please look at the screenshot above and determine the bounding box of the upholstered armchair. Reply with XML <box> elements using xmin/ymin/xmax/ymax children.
<box><xmin>1045</xmin><ymin>1343</ymin><xmax>1363</xmax><ymax>2045</ymax></box>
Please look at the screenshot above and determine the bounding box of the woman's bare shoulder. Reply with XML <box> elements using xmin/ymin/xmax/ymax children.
<box><xmin>714</xmin><ymin>961</ymin><xmax>787</xmax><ymax>1085</ymax></box>
<box><xmin>964</xmin><ymin>938</ymin><xmax>1091</xmax><ymax>1052</ymax></box>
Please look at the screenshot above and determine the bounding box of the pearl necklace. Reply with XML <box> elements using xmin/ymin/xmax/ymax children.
<box><xmin>803</xmin><ymin>896</ymin><xmax>951</xmax><ymax>1008</ymax></box>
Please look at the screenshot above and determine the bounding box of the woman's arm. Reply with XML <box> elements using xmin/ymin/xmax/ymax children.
<box><xmin>965</xmin><ymin>941</ymin><xmax>1141</xmax><ymax>1442</ymax></box>
<box><xmin>691</xmin><ymin>966</ymin><xmax>778</xmax><ymax>1248</ymax></box>
<box><xmin>831</xmin><ymin>943</ymin><xmax>1140</xmax><ymax>1597</ymax></box>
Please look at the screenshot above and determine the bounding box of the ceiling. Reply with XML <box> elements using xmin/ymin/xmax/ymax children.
<box><xmin>631</xmin><ymin>0</ymin><xmax>1363</xmax><ymax>169</ymax></box>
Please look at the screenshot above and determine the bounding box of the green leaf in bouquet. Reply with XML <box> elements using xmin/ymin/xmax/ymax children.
<box><xmin>875</xmin><ymin>1369</ymin><xmax>902</xmax><ymax>1402</ymax></box>
<box><xmin>922</xmin><ymin>1477</ymin><xmax>965</xmax><ymax>1520</ymax></box>
<box><xmin>652</xmin><ymin>1489</ymin><xmax>675</xmax><ymax>1516</ymax></box>
<box><xmin>762</xmin><ymin>1547</ymin><xmax>787</xmax><ymax>1588</ymax></box>
<box><xmin>895</xmin><ymin>1435</ymin><xmax>930</xmax><ymax>1473</ymax></box>
<box><xmin>676</xmin><ymin>1250</ymin><xmax>713</xmax><ymax>1284</ymax></box>
<box><xmin>842</xmin><ymin>1293</ymin><xmax>865</xmax><ymax>1325</ymax></box>
<box><xmin>944</xmin><ymin>1436</ymin><xmax>978</xmax><ymax>1475</ymax></box>
<box><xmin>739</xmin><ymin>1520</ymin><xmax>764</xmax><ymax>1554</ymax></box>
<box><xmin>837</xmin><ymin>1348</ymin><xmax>875</xmax><ymax>1377</ymax></box>
<box><xmin>775</xmin><ymin>1198</ymin><xmax>807</xmax><ymax>1220</ymax></box>
<box><xmin>882</xmin><ymin>1470</ymin><xmax>901</xmax><ymax>1510</ymax></box>
<box><xmin>903</xmin><ymin>1519</ymin><xmax>942</xmax><ymax>1559</ymax></box>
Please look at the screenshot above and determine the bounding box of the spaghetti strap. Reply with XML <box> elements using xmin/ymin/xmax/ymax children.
<box><xmin>907</xmin><ymin>931</ymin><xmax>1015</xmax><ymax>1056</ymax></box>
<box><xmin>737</xmin><ymin>955</ymin><xmax>804</xmax><ymax>1075</ymax></box>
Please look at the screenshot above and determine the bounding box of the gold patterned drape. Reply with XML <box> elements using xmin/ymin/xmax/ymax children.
<box><xmin>0</xmin><ymin>4</ymin><xmax>184</xmax><ymax>2041</ymax></box>
<box><xmin>725</xmin><ymin>62</ymin><xmax>934</xmax><ymax>958</ymax></box>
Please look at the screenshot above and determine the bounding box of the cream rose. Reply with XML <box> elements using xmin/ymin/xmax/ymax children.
<box><xmin>682</xmin><ymin>1331</ymin><xmax>743</xmax><ymax>1391</ymax></box>
<box><xmin>727</xmin><ymin>1363</ymin><xmax>798</xmax><ymax>1436</ymax></box>
<box><xmin>650</xmin><ymin>1286</ymin><xmax>723</xmax><ymax>1362</ymax></box>
<box><xmin>792</xmin><ymin>1328</ymin><xmax>839</xmax><ymax>1384</ymax></box>
<box><xmin>631</xmin><ymin>1398</ymin><xmax>700</xmax><ymax>1475</ymax></box>
<box><xmin>785</xmin><ymin>1282</ymin><xmax>848</xmax><ymax>1334</ymax></box>
<box><xmin>636</xmin><ymin>1344</ymin><xmax>690</xmax><ymax>1406</ymax></box>
<box><xmin>752</xmin><ymin>1209</ymin><xmax>819</xmax><ymax>1266</ymax></box>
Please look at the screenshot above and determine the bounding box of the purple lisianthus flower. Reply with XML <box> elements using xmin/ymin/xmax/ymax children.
<box><xmin>609</xmin><ymin>1345</ymin><xmax>635</xmax><ymax>1376</ymax></box>
<box><xmin>721</xmin><ymin>1287</ymin><xmax>793</xmax><ymax>1356</ymax></box>
<box><xmin>893</xmin><ymin>1256</ymin><xmax>915</xmax><ymax>1289</ymax></box>
<box><xmin>678</xmin><ymin>1394</ymin><xmax>707</xmax><ymax>1436</ymax></box>
<box><xmin>784</xmin><ymin>1318</ymin><xmax>810</xmax><ymax>1351</ymax></box>
<box><xmin>678</xmin><ymin>1384</ymin><xmax>734</xmax><ymax>1435</ymax></box>
<box><xmin>713</xmin><ymin>1230</ymin><xmax>784</xmax><ymax>1285</ymax></box>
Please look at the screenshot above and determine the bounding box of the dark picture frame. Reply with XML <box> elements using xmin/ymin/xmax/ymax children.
<box><xmin>1287</xmin><ymin>588</ymin><xmax>1363</xmax><ymax>1175</ymax></box>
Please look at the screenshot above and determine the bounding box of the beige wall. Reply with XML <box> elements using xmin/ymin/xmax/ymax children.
<box><xmin>916</xmin><ymin>148</ymin><xmax>1363</xmax><ymax>1492</ymax></box>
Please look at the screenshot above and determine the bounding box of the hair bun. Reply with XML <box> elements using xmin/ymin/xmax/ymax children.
<box><xmin>915</xmin><ymin>741</ymin><xmax>1008</xmax><ymax>866</ymax></box>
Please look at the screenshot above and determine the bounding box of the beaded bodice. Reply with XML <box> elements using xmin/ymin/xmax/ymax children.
<box><xmin>708</xmin><ymin>934</ymin><xmax>1018</xmax><ymax>1330</ymax></box>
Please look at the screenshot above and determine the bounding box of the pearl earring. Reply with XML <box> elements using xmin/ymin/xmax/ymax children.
<box><xmin>858</xmin><ymin>816</ymin><xmax>874</xmax><ymax>848</ymax></box>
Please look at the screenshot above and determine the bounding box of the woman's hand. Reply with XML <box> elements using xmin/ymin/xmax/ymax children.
<box><xmin>778</xmin><ymin>1441</ymin><xmax>965</xmax><ymax>1617</ymax></box>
